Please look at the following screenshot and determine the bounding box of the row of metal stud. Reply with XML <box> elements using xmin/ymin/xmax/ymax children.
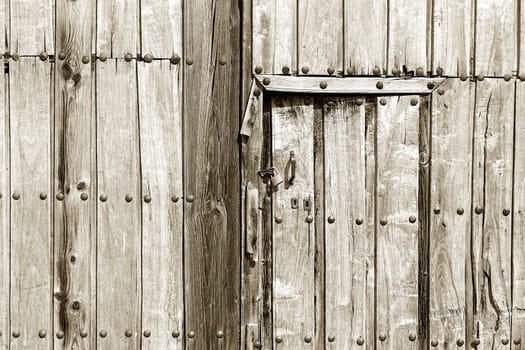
<box><xmin>0</xmin><ymin>193</ymin><xmax>188</xmax><ymax>203</ymax></box>
<box><xmin>4</xmin><ymin>329</ymin><xmax>191</xmax><ymax>339</ymax></box>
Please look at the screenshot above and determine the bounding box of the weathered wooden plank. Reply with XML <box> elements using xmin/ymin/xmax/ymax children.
<box><xmin>475</xmin><ymin>0</ymin><xmax>516</xmax><ymax>76</ymax></box>
<box><xmin>0</xmin><ymin>0</ymin><xmax>6</xmax><ymax>54</ymax></box>
<box><xmin>9</xmin><ymin>58</ymin><xmax>53</xmax><ymax>349</ymax></box>
<box><xmin>96</xmin><ymin>0</ymin><xmax>138</xmax><ymax>57</ymax></box>
<box><xmin>137</xmin><ymin>60</ymin><xmax>184</xmax><ymax>350</ymax></box>
<box><xmin>53</xmin><ymin>39</ymin><xmax>96</xmax><ymax>349</ymax></box>
<box><xmin>140</xmin><ymin>0</ymin><xmax>182</xmax><ymax>57</ymax></box>
<box><xmin>256</xmin><ymin>75</ymin><xmax>445</xmax><ymax>95</ymax></box>
<box><xmin>96</xmin><ymin>59</ymin><xmax>141</xmax><ymax>350</ymax></box>
<box><xmin>432</xmin><ymin>0</ymin><xmax>472</xmax><ymax>77</ymax></box>
<box><xmin>513</xmin><ymin>80</ymin><xmax>525</xmax><ymax>348</ymax></box>
<box><xmin>272</xmin><ymin>96</ymin><xmax>315</xmax><ymax>349</ymax></box>
<box><xmin>471</xmin><ymin>78</ymin><xmax>513</xmax><ymax>349</ymax></box>
<box><xmin>183</xmin><ymin>0</ymin><xmax>241</xmax><ymax>348</ymax></box>
<box><xmin>56</xmin><ymin>0</ymin><xmax>95</xmax><ymax>59</ymax></box>
<box><xmin>10</xmin><ymin>0</ymin><xmax>53</xmax><ymax>55</ymax></box>
<box><xmin>388</xmin><ymin>0</ymin><xmax>428</xmax><ymax>75</ymax></box>
<box><xmin>429</xmin><ymin>79</ymin><xmax>474</xmax><ymax>349</ymax></box>
<box><xmin>323</xmin><ymin>97</ymin><xmax>374</xmax><ymax>349</ymax></box>
<box><xmin>298</xmin><ymin>0</ymin><xmax>343</xmax><ymax>75</ymax></box>
<box><xmin>376</xmin><ymin>95</ymin><xmax>420</xmax><ymax>350</ymax></box>
<box><xmin>0</xmin><ymin>58</ymin><xmax>9</xmax><ymax>350</ymax></box>
<box><xmin>252</xmin><ymin>0</ymin><xmax>297</xmax><ymax>74</ymax></box>
<box><xmin>344</xmin><ymin>0</ymin><xmax>387</xmax><ymax>75</ymax></box>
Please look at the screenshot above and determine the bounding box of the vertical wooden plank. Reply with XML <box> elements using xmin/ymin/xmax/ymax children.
<box><xmin>0</xmin><ymin>0</ymin><xmax>6</xmax><ymax>54</ymax></box>
<box><xmin>252</xmin><ymin>0</ymin><xmax>297</xmax><ymax>74</ymax></box>
<box><xmin>137</xmin><ymin>60</ymin><xmax>184</xmax><ymax>350</ymax></box>
<box><xmin>96</xmin><ymin>58</ymin><xmax>141</xmax><ymax>350</ymax></box>
<box><xmin>323</xmin><ymin>97</ymin><xmax>374</xmax><ymax>349</ymax></box>
<box><xmin>432</xmin><ymin>0</ymin><xmax>472</xmax><ymax>76</ymax></box>
<box><xmin>272</xmin><ymin>96</ymin><xmax>315</xmax><ymax>349</ymax></box>
<box><xmin>471</xmin><ymin>78</ymin><xmax>513</xmax><ymax>349</ymax></box>
<box><xmin>475</xmin><ymin>0</ymin><xmax>516</xmax><ymax>76</ymax></box>
<box><xmin>53</xmin><ymin>25</ymin><xmax>96</xmax><ymax>349</ymax></box>
<box><xmin>9</xmin><ymin>58</ymin><xmax>53</xmax><ymax>349</ymax></box>
<box><xmin>183</xmin><ymin>0</ymin><xmax>241</xmax><ymax>349</ymax></box>
<box><xmin>376</xmin><ymin>95</ymin><xmax>420</xmax><ymax>350</ymax></box>
<box><xmin>96</xmin><ymin>0</ymin><xmax>138</xmax><ymax>57</ymax></box>
<box><xmin>388</xmin><ymin>0</ymin><xmax>428</xmax><ymax>75</ymax></box>
<box><xmin>429</xmin><ymin>79</ymin><xmax>474</xmax><ymax>349</ymax></box>
<box><xmin>344</xmin><ymin>0</ymin><xmax>387</xmax><ymax>75</ymax></box>
<box><xmin>10</xmin><ymin>0</ymin><xmax>53</xmax><ymax>55</ymax></box>
<box><xmin>513</xmin><ymin>80</ymin><xmax>525</xmax><ymax>348</ymax></box>
<box><xmin>298</xmin><ymin>0</ymin><xmax>343</xmax><ymax>75</ymax></box>
<box><xmin>140</xmin><ymin>0</ymin><xmax>182</xmax><ymax>57</ymax></box>
<box><xmin>56</xmin><ymin>0</ymin><xmax>95</xmax><ymax>58</ymax></box>
<box><xmin>0</xmin><ymin>57</ymin><xmax>9</xmax><ymax>350</ymax></box>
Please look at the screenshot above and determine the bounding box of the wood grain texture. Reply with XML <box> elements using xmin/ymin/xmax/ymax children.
<box><xmin>56</xmin><ymin>0</ymin><xmax>95</xmax><ymax>58</ymax></box>
<box><xmin>0</xmin><ymin>61</ymin><xmax>9</xmax><ymax>350</ymax></box>
<box><xmin>183</xmin><ymin>0</ymin><xmax>241</xmax><ymax>348</ymax></box>
<box><xmin>137</xmin><ymin>60</ymin><xmax>184</xmax><ymax>350</ymax></box>
<box><xmin>475</xmin><ymin>0</ymin><xmax>517</xmax><ymax>76</ymax></box>
<box><xmin>344</xmin><ymin>0</ymin><xmax>387</xmax><ymax>75</ymax></box>
<box><xmin>471</xmin><ymin>78</ymin><xmax>513</xmax><ymax>349</ymax></box>
<box><xmin>252</xmin><ymin>0</ymin><xmax>297</xmax><ymax>74</ymax></box>
<box><xmin>96</xmin><ymin>0</ymin><xmax>138</xmax><ymax>57</ymax></box>
<box><xmin>272</xmin><ymin>96</ymin><xmax>315</xmax><ymax>349</ymax></box>
<box><xmin>53</xmin><ymin>43</ymin><xmax>96</xmax><ymax>350</ymax></box>
<box><xmin>513</xmin><ymin>80</ymin><xmax>525</xmax><ymax>348</ymax></box>
<box><xmin>323</xmin><ymin>97</ymin><xmax>374</xmax><ymax>349</ymax></box>
<box><xmin>140</xmin><ymin>0</ymin><xmax>182</xmax><ymax>57</ymax></box>
<box><xmin>388</xmin><ymin>0</ymin><xmax>428</xmax><ymax>74</ymax></box>
<box><xmin>429</xmin><ymin>79</ymin><xmax>474</xmax><ymax>349</ymax></box>
<box><xmin>9</xmin><ymin>58</ymin><xmax>53</xmax><ymax>350</ymax></box>
<box><xmin>376</xmin><ymin>95</ymin><xmax>420</xmax><ymax>350</ymax></box>
<box><xmin>298</xmin><ymin>0</ymin><xmax>343</xmax><ymax>75</ymax></box>
<box><xmin>96</xmin><ymin>59</ymin><xmax>141</xmax><ymax>350</ymax></box>
<box><xmin>432</xmin><ymin>0</ymin><xmax>472</xmax><ymax>76</ymax></box>
<box><xmin>10</xmin><ymin>0</ymin><xmax>53</xmax><ymax>55</ymax></box>
<box><xmin>0</xmin><ymin>0</ymin><xmax>6</xmax><ymax>54</ymax></box>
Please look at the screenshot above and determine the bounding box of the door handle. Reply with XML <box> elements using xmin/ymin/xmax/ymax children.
<box><xmin>285</xmin><ymin>151</ymin><xmax>296</xmax><ymax>189</ymax></box>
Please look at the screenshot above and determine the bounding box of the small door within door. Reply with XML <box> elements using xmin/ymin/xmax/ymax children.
<box><xmin>269</xmin><ymin>94</ymin><xmax>429</xmax><ymax>350</ymax></box>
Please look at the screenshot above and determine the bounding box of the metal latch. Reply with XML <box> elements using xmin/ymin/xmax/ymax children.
<box><xmin>284</xmin><ymin>151</ymin><xmax>296</xmax><ymax>189</ymax></box>
<box><xmin>258</xmin><ymin>167</ymin><xmax>284</xmax><ymax>188</ymax></box>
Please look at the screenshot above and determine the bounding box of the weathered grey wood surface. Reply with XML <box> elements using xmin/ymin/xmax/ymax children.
<box><xmin>96</xmin><ymin>0</ymin><xmax>138</xmax><ymax>57</ymax></box>
<box><xmin>140</xmin><ymin>0</ymin><xmax>182</xmax><ymax>58</ymax></box>
<box><xmin>10</xmin><ymin>0</ymin><xmax>54</xmax><ymax>55</ymax></box>
<box><xmin>0</xmin><ymin>61</ymin><xmax>8</xmax><ymax>350</ymax></box>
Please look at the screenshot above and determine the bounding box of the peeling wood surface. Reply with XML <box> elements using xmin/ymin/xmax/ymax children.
<box><xmin>471</xmin><ymin>78</ymin><xmax>513</xmax><ymax>349</ymax></box>
<box><xmin>272</xmin><ymin>96</ymin><xmax>315</xmax><ymax>349</ymax></box>
<box><xmin>429</xmin><ymin>79</ymin><xmax>474</xmax><ymax>349</ymax></box>
<box><xmin>252</xmin><ymin>0</ymin><xmax>297</xmax><ymax>74</ymax></box>
<box><xmin>96</xmin><ymin>59</ymin><xmax>141</xmax><ymax>350</ymax></box>
<box><xmin>140</xmin><ymin>0</ymin><xmax>182</xmax><ymax>58</ymax></box>
<box><xmin>298</xmin><ymin>0</ymin><xmax>343</xmax><ymax>75</ymax></box>
<box><xmin>0</xmin><ymin>64</ymin><xmax>8</xmax><ymax>350</ymax></box>
<box><xmin>138</xmin><ymin>60</ymin><xmax>184</xmax><ymax>350</ymax></box>
<box><xmin>376</xmin><ymin>95</ymin><xmax>420</xmax><ymax>350</ymax></box>
<box><xmin>96</xmin><ymin>0</ymin><xmax>138</xmax><ymax>57</ymax></box>
<box><xmin>10</xmin><ymin>0</ymin><xmax>54</xmax><ymax>55</ymax></box>
<box><xmin>9</xmin><ymin>58</ymin><xmax>53</xmax><ymax>350</ymax></box>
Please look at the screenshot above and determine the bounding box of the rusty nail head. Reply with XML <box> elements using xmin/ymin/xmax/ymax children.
<box><xmin>70</xmin><ymin>255</ymin><xmax>76</xmax><ymax>263</ymax></box>
<box><xmin>379</xmin><ymin>334</ymin><xmax>387</xmax><ymax>342</ymax></box>
<box><xmin>457</xmin><ymin>207</ymin><xmax>464</xmax><ymax>215</ymax></box>
<box><xmin>427</xmin><ymin>82</ymin><xmax>435</xmax><ymax>89</ymax></box>
<box><xmin>320</xmin><ymin>81</ymin><xmax>328</xmax><ymax>89</ymax></box>
<box><xmin>57</xmin><ymin>331</ymin><xmax>65</xmax><ymax>339</ymax></box>
<box><xmin>80</xmin><ymin>330</ymin><xmax>88</xmax><ymax>338</ymax></box>
<box><xmin>72</xmin><ymin>301</ymin><xmax>80</xmax><ymax>310</ymax></box>
<box><xmin>304</xmin><ymin>97</ymin><xmax>313</xmax><ymax>105</ymax></box>
<box><xmin>172</xmin><ymin>331</ymin><xmax>180</xmax><ymax>338</ymax></box>
<box><xmin>124</xmin><ymin>53</ymin><xmax>133</xmax><ymax>62</ymax></box>
<box><xmin>460</xmin><ymin>74</ymin><xmax>468</xmax><ymax>81</ymax></box>
<box><xmin>380</xmin><ymin>218</ymin><xmax>387</xmax><ymax>226</ymax></box>
<box><xmin>13</xmin><ymin>331</ymin><xmax>20</xmax><ymax>338</ymax></box>
<box><xmin>186</xmin><ymin>58</ymin><xmax>194</xmax><ymax>65</ymax></box>
<box><xmin>188</xmin><ymin>331</ymin><xmax>195</xmax><ymax>339</ymax></box>
<box><xmin>186</xmin><ymin>195</ymin><xmax>194</xmax><ymax>202</ymax></box>
<box><xmin>304</xmin><ymin>335</ymin><xmax>312</xmax><ymax>343</ymax></box>
<box><xmin>347</xmin><ymin>67</ymin><xmax>354</xmax><ymax>75</ymax></box>
<box><xmin>410</xmin><ymin>98</ymin><xmax>419</xmax><ymax>106</ymax></box>
<box><xmin>434</xmin><ymin>207</ymin><xmax>441</xmax><ymax>214</ymax></box>
<box><xmin>514</xmin><ymin>338</ymin><xmax>521</xmax><ymax>345</ymax></box>
<box><xmin>58</xmin><ymin>52</ymin><xmax>66</xmax><ymax>60</ymax></box>
<box><xmin>12</xmin><ymin>192</ymin><xmax>20</xmax><ymax>200</ymax></box>
<box><xmin>99</xmin><ymin>330</ymin><xmax>107</xmax><ymax>338</ymax></box>
<box><xmin>82</xmin><ymin>55</ymin><xmax>90</xmax><ymax>64</ymax></box>
<box><xmin>409</xmin><ymin>215</ymin><xmax>417</xmax><ymax>223</ymax></box>
<box><xmin>327</xmin><ymin>67</ymin><xmax>335</xmax><ymax>75</ymax></box>
<box><xmin>477</xmin><ymin>74</ymin><xmax>485</xmax><ymax>81</ymax></box>
<box><xmin>431</xmin><ymin>339</ymin><xmax>438</xmax><ymax>347</ymax></box>
<box><xmin>125</xmin><ymin>330</ymin><xmax>133</xmax><ymax>337</ymax></box>
<box><xmin>503</xmin><ymin>208</ymin><xmax>510</xmax><ymax>216</ymax></box>
<box><xmin>125</xmin><ymin>194</ymin><xmax>133</xmax><ymax>202</ymax></box>
<box><xmin>327</xmin><ymin>215</ymin><xmax>335</xmax><ymax>224</ymax></box>
<box><xmin>99</xmin><ymin>54</ymin><xmax>107</xmax><ymax>62</ymax></box>
<box><xmin>416</xmin><ymin>67</ymin><xmax>424</xmax><ymax>76</ymax></box>
<box><xmin>355</xmin><ymin>217</ymin><xmax>363</xmax><ymax>225</ymax></box>
<box><xmin>475</xmin><ymin>206</ymin><xmax>483</xmax><ymax>214</ymax></box>
<box><xmin>254</xmin><ymin>89</ymin><xmax>261</xmax><ymax>97</ymax></box>
<box><xmin>100</xmin><ymin>194</ymin><xmax>107</xmax><ymax>202</ymax></box>
<box><xmin>356</xmin><ymin>98</ymin><xmax>364</xmax><ymax>106</ymax></box>
<box><xmin>171</xmin><ymin>195</ymin><xmax>180</xmax><ymax>203</ymax></box>
<box><xmin>56</xmin><ymin>192</ymin><xmax>64</xmax><ymax>201</ymax></box>
<box><xmin>282</xmin><ymin>66</ymin><xmax>290</xmax><ymax>74</ymax></box>
<box><xmin>40</xmin><ymin>192</ymin><xmax>47</xmax><ymax>200</ymax></box>
<box><xmin>409</xmin><ymin>333</ymin><xmax>416</xmax><ymax>342</ymax></box>
<box><xmin>217</xmin><ymin>331</ymin><xmax>224</xmax><ymax>338</ymax></box>
<box><xmin>502</xmin><ymin>338</ymin><xmax>509</xmax><ymax>345</ymax></box>
<box><xmin>144</xmin><ymin>54</ymin><xmax>153</xmax><ymax>63</ymax></box>
<box><xmin>456</xmin><ymin>338</ymin><xmax>464</xmax><ymax>346</ymax></box>
<box><xmin>301</xmin><ymin>66</ymin><xmax>309</xmax><ymax>74</ymax></box>
<box><xmin>437</xmin><ymin>88</ymin><xmax>445</xmax><ymax>95</ymax></box>
<box><xmin>357</xmin><ymin>337</ymin><xmax>364</xmax><ymax>345</ymax></box>
<box><xmin>39</xmin><ymin>51</ymin><xmax>48</xmax><ymax>61</ymax></box>
<box><xmin>170</xmin><ymin>55</ymin><xmax>181</xmax><ymax>65</ymax></box>
<box><xmin>275</xmin><ymin>216</ymin><xmax>282</xmax><ymax>224</ymax></box>
<box><xmin>276</xmin><ymin>336</ymin><xmax>283</xmax><ymax>343</ymax></box>
<box><xmin>504</xmin><ymin>74</ymin><xmax>511</xmax><ymax>81</ymax></box>
<box><xmin>254</xmin><ymin>66</ymin><xmax>263</xmax><ymax>74</ymax></box>
<box><xmin>373</xmin><ymin>66</ymin><xmax>381</xmax><ymax>76</ymax></box>
<box><xmin>81</xmin><ymin>193</ymin><xmax>88</xmax><ymax>201</ymax></box>
<box><xmin>263</xmin><ymin>77</ymin><xmax>271</xmax><ymax>86</ymax></box>
<box><xmin>306</xmin><ymin>215</ymin><xmax>313</xmax><ymax>223</ymax></box>
<box><xmin>144</xmin><ymin>195</ymin><xmax>152</xmax><ymax>203</ymax></box>
<box><xmin>12</xmin><ymin>53</ymin><xmax>19</xmax><ymax>61</ymax></box>
<box><xmin>328</xmin><ymin>335</ymin><xmax>336</xmax><ymax>342</ymax></box>
<box><xmin>39</xmin><ymin>330</ymin><xmax>46</xmax><ymax>338</ymax></box>
<box><xmin>436</xmin><ymin>67</ymin><xmax>443</xmax><ymax>76</ymax></box>
<box><xmin>392</xmin><ymin>67</ymin><xmax>400</xmax><ymax>76</ymax></box>
<box><xmin>376</xmin><ymin>81</ymin><xmax>384</xmax><ymax>89</ymax></box>
<box><xmin>144</xmin><ymin>330</ymin><xmax>151</xmax><ymax>338</ymax></box>
<box><xmin>380</xmin><ymin>98</ymin><xmax>387</xmax><ymax>105</ymax></box>
<box><xmin>219</xmin><ymin>57</ymin><xmax>227</xmax><ymax>65</ymax></box>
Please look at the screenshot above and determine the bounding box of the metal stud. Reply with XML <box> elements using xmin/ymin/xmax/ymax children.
<box><xmin>82</xmin><ymin>55</ymin><xmax>90</xmax><ymax>64</ymax></box>
<box><xmin>328</xmin><ymin>335</ymin><xmax>336</xmax><ymax>343</ymax></box>
<box><xmin>427</xmin><ymin>82</ymin><xmax>435</xmax><ymax>89</ymax></box>
<box><xmin>70</xmin><ymin>255</ymin><xmax>76</xmax><ymax>263</ymax></box>
<box><xmin>170</xmin><ymin>55</ymin><xmax>181</xmax><ymax>65</ymax></box>
<box><xmin>72</xmin><ymin>300</ymin><xmax>81</xmax><ymax>310</ymax></box>
<box><xmin>12</xmin><ymin>53</ymin><xmax>19</xmax><ymax>61</ymax></box>
<box><xmin>186</xmin><ymin>58</ymin><xmax>194</xmax><ymax>65</ymax></box>
<box><xmin>254</xmin><ymin>340</ymin><xmax>262</xmax><ymax>348</ymax></box>
<box><xmin>514</xmin><ymin>338</ymin><xmax>521</xmax><ymax>345</ymax></box>
<box><xmin>217</xmin><ymin>330</ymin><xmax>224</xmax><ymax>339</ymax></box>
<box><xmin>409</xmin><ymin>215</ymin><xmax>417</xmax><ymax>223</ymax></box>
<box><xmin>124</xmin><ymin>329</ymin><xmax>133</xmax><ymax>337</ymax></box>
<box><xmin>282</xmin><ymin>66</ymin><xmax>290</xmax><ymax>75</ymax></box>
<box><xmin>188</xmin><ymin>331</ymin><xmax>195</xmax><ymax>339</ymax></box>
<box><xmin>144</xmin><ymin>54</ymin><xmax>153</xmax><ymax>63</ymax></box>
<box><xmin>12</xmin><ymin>331</ymin><xmax>20</xmax><ymax>338</ymax></box>
<box><xmin>263</xmin><ymin>77</ymin><xmax>271</xmax><ymax>86</ymax></box>
<box><xmin>171</xmin><ymin>195</ymin><xmax>180</xmax><ymax>203</ymax></box>
<box><xmin>80</xmin><ymin>193</ymin><xmax>88</xmax><ymax>201</ymax></box>
<box><xmin>301</xmin><ymin>66</ymin><xmax>309</xmax><ymax>74</ymax></box>
<box><xmin>457</xmin><ymin>207</ymin><xmax>464</xmax><ymax>215</ymax></box>
<box><xmin>39</xmin><ymin>51</ymin><xmax>48</xmax><ymax>61</ymax></box>
<box><xmin>471</xmin><ymin>338</ymin><xmax>480</xmax><ymax>347</ymax></box>
<box><xmin>39</xmin><ymin>330</ymin><xmax>46</xmax><ymax>338</ymax></box>
<box><xmin>477</xmin><ymin>74</ymin><xmax>485</xmax><ymax>81</ymax></box>
<box><xmin>254</xmin><ymin>66</ymin><xmax>263</xmax><ymax>74</ymax></box>
<box><xmin>376</xmin><ymin>81</ymin><xmax>384</xmax><ymax>89</ymax></box>
<box><xmin>504</xmin><ymin>74</ymin><xmax>512</xmax><ymax>81</ymax></box>
<box><xmin>254</xmin><ymin>89</ymin><xmax>261</xmax><ymax>97</ymax></box>
<box><xmin>502</xmin><ymin>337</ymin><xmax>509</xmax><ymax>345</ymax></box>
<box><xmin>416</xmin><ymin>67</ymin><xmax>424</xmax><ymax>76</ymax></box>
<box><xmin>124</xmin><ymin>53</ymin><xmax>133</xmax><ymax>62</ymax></box>
<box><xmin>80</xmin><ymin>330</ymin><xmax>88</xmax><ymax>338</ymax></box>
<box><xmin>503</xmin><ymin>208</ymin><xmax>510</xmax><ymax>216</ymax></box>
<box><xmin>392</xmin><ymin>67</ymin><xmax>400</xmax><ymax>76</ymax></box>
<box><xmin>380</xmin><ymin>218</ymin><xmax>387</xmax><ymax>226</ymax></box>
<box><xmin>520</xmin><ymin>73</ymin><xmax>525</xmax><ymax>81</ymax></box>
<box><xmin>357</xmin><ymin>337</ymin><xmax>364</xmax><ymax>346</ymax></box>
<box><xmin>409</xmin><ymin>333</ymin><xmax>416</xmax><ymax>342</ymax></box>
<box><xmin>434</xmin><ymin>206</ymin><xmax>441</xmax><ymax>214</ymax></box>
<box><xmin>40</xmin><ymin>192</ymin><xmax>47</xmax><ymax>200</ymax></box>
<box><xmin>327</xmin><ymin>215</ymin><xmax>335</xmax><ymax>224</ymax></box>
<box><xmin>172</xmin><ymin>330</ymin><xmax>180</xmax><ymax>338</ymax></box>
<box><xmin>57</xmin><ymin>331</ymin><xmax>65</xmax><ymax>339</ymax></box>
<box><xmin>304</xmin><ymin>97</ymin><xmax>313</xmax><ymax>106</ymax></box>
<box><xmin>125</xmin><ymin>194</ymin><xmax>133</xmax><ymax>202</ymax></box>
<box><xmin>380</xmin><ymin>98</ymin><xmax>387</xmax><ymax>105</ymax></box>
<box><xmin>475</xmin><ymin>206</ymin><xmax>483</xmax><ymax>214</ymax></box>
<box><xmin>58</xmin><ymin>52</ymin><xmax>66</xmax><ymax>60</ymax></box>
<box><xmin>436</xmin><ymin>67</ymin><xmax>443</xmax><ymax>76</ymax></box>
<box><xmin>99</xmin><ymin>330</ymin><xmax>107</xmax><ymax>338</ymax></box>
<box><xmin>12</xmin><ymin>192</ymin><xmax>20</xmax><ymax>200</ymax></box>
<box><xmin>219</xmin><ymin>57</ymin><xmax>227</xmax><ymax>65</ymax></box>
<box><xmin>304</xmin><ymin>335</ymin><xmax>312</xmax><ymax>343</ymax></box>
<box><xmin>355</xmin><ymin>218</ymin><xmax>364</xmax><ymax>225</ymax></box>
<box><xmin>306</xmin><ymin>215</ymin><xmax>313</xmax><ymax>223</ymax></box>
<box><xmin>373</xmin><ymin>66</ymin><xmax>381</xmax><ymax>76</ymax></box>
<box><xmin>356</xmin><ymin>98</ymin><xmax>364</xmax><ymax>106</ymax></box>
<box><xmin>99</xmin><ymin>54</ymin><xmax>107</xmax><ymax>62</ymax></box>
<box><xmin>437</xmin><ymin>88</ymin><xmax>445</xmax><ymax>95</ymax></box>
<box><xmin>320</xmin><ymin>81</ymin><xmax>328</xmax><ymax>89</ymax></box>
<box><xmin>144</xmin><ymin>195</ymin><xmax>151</xmax><ymax>203</ymax></box>
<box><xmin>275</xmin><ymin>336</ymin><xmax>283</xmax><ymax>343</ymax></box>
<box><xmin>431</xmin><ymin>339</ymin><xmax>438</xmax><ymax>347</ymax></box>
<box><xmin>410</xmin><ymin>98</ymin><xmax>418</xmax><ymax>106</ymax></box>
<box><xmin>347</xmin><ymin>67</ymin><xmax>354</xmax><ymax>75</ymax></box>
<box><xmin>186</xmin><ymin>195</ymin><xmax>194</xmax><ymax>203</ymax></box>
<box><xmin>460</xmin><ymin>74</ymin><xmax>468</xmax><ymax>81</ymax></box>
<box><xmin>456</xmin><ymin>338</ymin><xmax>464</xmax><ymax>347</ymax></box>
<box><xmin>379</xmin><ymin>334</ymin><xmax>387</xmax><ymax>342</ymax></box>
<box><xmin>143</xmin><ymin>330</ymin><xmax>151</xmax><ymax>338</ymax></box>
<box><xmin>327</xmin><ymin>67</ymin><xmax>335</xmax><ymax>75</ymax></box>
<box><xmin>100</xmin><ymin>194</ymin><xmax>107</xmax><ymax>202</ymax></box>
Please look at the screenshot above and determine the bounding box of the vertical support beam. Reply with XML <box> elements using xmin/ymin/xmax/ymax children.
<box><xmin>96</xmin><ymin>58</ymin><xmax>141</xmax><ymax>350</ymax></box>
<box><xmin>471</xmin><ymin>78</ymin><xmax>514</xmax><ymax>349</ymax></box>
<box><xmin>137</xmin><ymin>60</ymin><xmax>184</xmax><ymax>350</ymax></box>
<box><xmin>9</xmin><ymin>58</ymin><xmax>53</xmax><ymax>349</ymax></box>
<box><xmin>271</xmin><ymin>96</ymin><xmax>315</xmax><ymax>349</ymax></box>
<box><xmin>376</xmin><ymin>95</ymin><xmax>420</xmax><ymax>350</ymax></box>
<box><xmin>298</xmin><ymin>0</ymin><xmax>343</xmax><ymax>75</ymax></box>
<box><xmin>10</xmin><ymin>0</ymin><xmax>54</xmax><ymax>55</ymax></box>
<box><xmin>140</xmin><ymin>0</ymin><xmax>182</xmax><ymax>58</ymax></box>
<box><xmin>183</xmin><ymin>0</ymin><xmax>241</xmax><ymax>348</ymax></box>
<box><xmin>96</xmin><ymin>0</ymin><xmax>139</xmax><ymax>57</ymax></box>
